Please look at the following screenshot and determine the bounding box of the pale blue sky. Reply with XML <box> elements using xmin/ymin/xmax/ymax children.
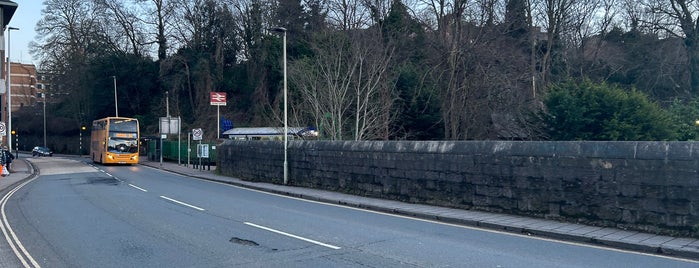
<box><xmin>7</xmin><ymin>1</ymin><xmax>42</xmax><ymax>64</ymax></box>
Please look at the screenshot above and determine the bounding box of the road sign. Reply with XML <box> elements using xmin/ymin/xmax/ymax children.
<box><xmin>210</xmin><ymin>92</ymin><xmax>227</xmax><ymax>106</ymax></box>
<box><xmin>197</xmin><ymin>144</ymin><xmax>210</xmax><ymax>158</ymax></box>
<box><xmin>192</xmin><ymin>128</ymin><xmax>203</xmax><ymax>140</ymax></box>
<box><xmin>0</xmin><ymin>122</ymin><xmax>6</xmax><ymax>136</ymax></box>
<box><xmin>159</xmin><ymin>117</ymin><xmax>181</xmax><ymax>135</ymax></box>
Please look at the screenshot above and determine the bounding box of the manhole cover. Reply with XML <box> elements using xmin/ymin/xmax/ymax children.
<box><xmin>230</xmin><ymin>237</ymin><xmax>259</xmax><ymax>246</ymax></box>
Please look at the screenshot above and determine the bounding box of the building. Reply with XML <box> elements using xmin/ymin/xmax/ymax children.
<box><xmin>7</xmin><ymin>62</ymin><xmax>40</xmax><ymax>111</ymax></box>
<box><xmin>0</xmin><ymin>61</ymin><xmax>40</xmax><ymax>149</ymax></box>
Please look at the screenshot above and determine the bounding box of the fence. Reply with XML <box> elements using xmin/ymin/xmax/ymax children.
<box><xmin>144</xmin><ymin>138</ymin><xmax>217</xmax><ymax>165</ymax></box>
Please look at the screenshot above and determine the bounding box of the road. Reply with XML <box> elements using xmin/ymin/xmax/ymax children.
<box><xmin>0</xmin><ymin>157</ymin><xmax>696</xmax><ymax>267</ymax></box>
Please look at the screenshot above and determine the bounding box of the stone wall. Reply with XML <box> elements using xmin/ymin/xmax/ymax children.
<box><xmin>218</xmin><ymin>140</ymin><xmax>699</xmax><ymax>236</ymax></box>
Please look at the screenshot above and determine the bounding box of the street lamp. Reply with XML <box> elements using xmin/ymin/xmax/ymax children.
<box><xmin>0</xmin><ymin>2</ymin><xmax>18</xmax><ymax>149</ymax></box>
<box><xmin>113</xmin><ymin>76</ymin><xmax>118</xmax><ymax>117</ymax></box>
<box><xmin>6</xmin><ymin>26</ymin><xmax>17</xmax><ymax>151</ymax></box>
<box><xmin>270</xmin><ymin>26</ymin><xmax>288</xmax><ymax>185</ymax></box>
<box><xmin>42</xmin><ymin>92</ymin><xmax>46</xmax><ymax>147</ymax></box>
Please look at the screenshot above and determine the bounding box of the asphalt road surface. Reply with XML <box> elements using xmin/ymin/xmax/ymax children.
<box><xmin>0</xmin><ymin>157</ymin><xmax>696</xmax><ymax>267</ymax></box>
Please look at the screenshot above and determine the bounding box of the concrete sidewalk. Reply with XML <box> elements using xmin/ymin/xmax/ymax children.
<box><xmin>142</xmin><ymin>159</ymin><xmax>699</xmax><ymax>261</ymax></box>
<box><xmin>0</xmin><ymin>155</ymin><xmax>36</xmax><ymax>191</ymax></box>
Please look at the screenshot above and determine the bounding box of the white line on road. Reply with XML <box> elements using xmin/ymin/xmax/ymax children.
<box><xmin>128</xmin><ymin>184</ymin><xmax>148</xmax><ymax>192</ymax></box>
<box><xmin>159</xmin><ymin>196</ymin><xmax>205</xmax><ymax>211</ymax></box>
<box><xmin>1</xmin><ymin>179</ymin><xmax>42</xmax><ymax>268</ymax></box>
<box><xmin>244</xmin><ymin>222</ymin><xmax>341</xmax><ymax>250</ymax></box>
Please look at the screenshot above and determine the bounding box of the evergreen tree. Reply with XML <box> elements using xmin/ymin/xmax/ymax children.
<box><xmin>543</xmin><ymin>80</ymin><xmax>677</xmax><ymax>141</ymax></box>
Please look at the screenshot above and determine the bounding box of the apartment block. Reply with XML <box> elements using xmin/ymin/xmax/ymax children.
<box><xmin>7</xmin><ymin>61</ymin><xmax>40</xmax><ymax>111</ymax></box>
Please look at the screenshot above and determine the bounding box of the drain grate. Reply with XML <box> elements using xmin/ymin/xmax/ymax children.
<box><xmin>230</xmin><ymin>237</ymin><xmax>259</xmax><ymax>246</ymax></box>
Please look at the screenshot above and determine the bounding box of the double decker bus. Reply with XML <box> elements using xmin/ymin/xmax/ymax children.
<box><xmin>90</xmin><ymin>117</ymin><xmax>140</xmax><ymax>164</ymax></box>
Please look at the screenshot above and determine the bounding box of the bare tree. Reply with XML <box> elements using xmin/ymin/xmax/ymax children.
<box><xmin>351</xmin><ymin>31</ymin><xmax>396</xmax><ymax>140</ymax></box>
<box><xmin>290</xmin><ymin>30</ymin><xmax>397</xmax><ymax>140</ymax></box>
<box><xmin>135</xmin><ymin>0</ymin><xmax>177</xmax><ymax>61</ymax></box>
<box><xmin>646</xmin><ymin>0</ymin><xmax>699</xmax><ymax>94</ymax></box>
<box><xmin>591</xmin><ymin>0</ymin><xmax>619</xmax><ymax>50</ymax></box>
<box><xmin>416</xmin><ymin>0</ymin><xmax>470</xmax><ymax>139</ymax></box>
<box><xmin>290</xmin><ymin>34</ymin><xmax>354</xmax><ymax>140</ymax></box>
<box><xmin>327</xmin><ymin>0</ymin><xmax>373</xmax><ymax>29</ymax></box>
<box><xmin>94</xmin><ymin>0</ymin><xmax>147</xmax><ymax>56</ymax></box>
<box><xmin>531</xmin><ymin>0</ymin><xmax>576</xmax><ymax>85</ymax></box>
<box><xmin>32</xmin><ymin>0</ymin><xmax>106</xmax><ymax>119</ymax></box>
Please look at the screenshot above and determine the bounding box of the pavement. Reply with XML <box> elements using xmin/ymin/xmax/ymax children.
<box><xmin>3</xmin><ymin>156</ymin><xmax>699</xmax><ymax>261</ymax></box>
<box><xmin>0</xmin><ymin>155</ymin><xmax>37</xmax><ymax>194</ymax></box>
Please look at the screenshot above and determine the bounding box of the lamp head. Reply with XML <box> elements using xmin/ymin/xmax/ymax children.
<box><xmin>270</xmin><ymin>27</ymin><xmax>287</xmax><ymax>33</ymax></box>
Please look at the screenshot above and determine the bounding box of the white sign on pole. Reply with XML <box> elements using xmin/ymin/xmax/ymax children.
<box><xmin>192</xmin><ymin>128</ymin><xmax>203</xmax><ymax>140</ymax></box>
<box><xmin>160</xmin><ymin>117</ymin><xmax>181</xmax><ymax>135</ymax></box>
<box><xmin>0</xmin><ymin>122</ymin><xmax>6</xmax><ymax>136</ymax></box>
<box><xmin>197</xmin><ymin>144</ymin><xmax>210</xmax><ymax>158</ymax></box>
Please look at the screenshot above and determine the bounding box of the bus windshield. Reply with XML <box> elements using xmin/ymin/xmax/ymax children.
<box><xmin>108</xmin><ymin>137</ymin><xmax>138</xmax><ymax>153</ymax></box>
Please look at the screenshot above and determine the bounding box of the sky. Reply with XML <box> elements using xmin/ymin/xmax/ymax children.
<box><xmin>6</xmin><ymin>1</ymin><xmax>42</xmax><ymax>64</ymax></box>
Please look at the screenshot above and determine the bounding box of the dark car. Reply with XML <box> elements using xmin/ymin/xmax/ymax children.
<box><xmin>32</xmin><ymin>146</ymin><xmax>53</xmax><ymax>157</ymax></box>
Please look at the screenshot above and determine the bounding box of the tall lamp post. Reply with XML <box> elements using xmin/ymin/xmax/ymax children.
<box><xmin>6</xmin><ymin>26</ymin><xmax>17</xmax><ymax>151</ymax></box>
<box><xmin>0</xmin><ymin>1</ymin><xmax>18</xmax><ymax>149</ymax></box>
<box><xmin>113</xmin><ymin>76</ymin><xmax>118</xmax><ymax>117</ymax></box>
<box><xmin>42</xmin><ymin>92</ymin><xmax>46</xmax><ymax>147</ymax></box>
<box><xmin>271</xmin><ymin>26</ymin><xmax>288</xmax><ymax>185</ymax></box>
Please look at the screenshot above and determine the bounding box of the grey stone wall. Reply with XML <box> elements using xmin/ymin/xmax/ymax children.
<box><xmin>218</xmin><ymin>140</ymin><xmax>699</xmax><ymax>236</ymax></box>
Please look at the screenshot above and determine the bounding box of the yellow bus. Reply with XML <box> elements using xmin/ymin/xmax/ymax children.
<box><xmin>90</xmin><ymin>117</ymin><xmax>140</xmax><ymax>164</ymax></box>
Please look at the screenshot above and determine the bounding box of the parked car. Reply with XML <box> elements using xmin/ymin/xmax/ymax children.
<box><xmin>32</xmin><ymin>146</ymin><xmax>53</xmax><ymax>157</ymax></box>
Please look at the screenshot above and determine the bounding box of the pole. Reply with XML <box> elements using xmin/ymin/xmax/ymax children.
<box><xmin>187</xmin><ymin>131</ymin><xmax>190</xmax><ymax>167</ymax></box>
<box><xmin>282</xmin><ymin>30</ymin><xmax>288</xmax><ymax>185</ymax></box>
<box><xmin>269</xmin><ymin>27</ymin><xmax>289</xmax><ymax>184</ymax></box>
<box><xmin>217</xmin><ymin>105</ymin><xmax>220</xmax><ymax>140</ymax></box>
<box><xmin>178</xmin><ymin>116</ymin><xmax>181</xmax><ymax>165</ymax></box>
<box><xmin>166</xmin><ymin>91</ymin><xmax>169</xmax><ymax>117</ymax></box>
<box><xmin>42</xmin><ymin>93</ymin><xmax>46</xmax><ymax>147</ymax></box>
<box><xmin>113</xmin><ymin>76</ymin><xmax>118</xmax><ymax>117</ymax></box>
<box><xmin>159</xmin><ymin>135</ymin><xmax>163</xmax><ymax>168</ymax></box>
<box><xmin>7</xmin><ymin>27</ymin><xmax>17</xmax><ymax>151</ymax></box>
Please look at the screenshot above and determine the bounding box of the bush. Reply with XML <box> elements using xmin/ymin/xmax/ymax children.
<box><xmin>543</xmin><ymin>80</ymin><xmax>677</xmax><ymax>141</ymax></box>
<box><xmin>667</xmin><ymin>98</ymin><xmax>699</xmax><ymax>141</ymax></box>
